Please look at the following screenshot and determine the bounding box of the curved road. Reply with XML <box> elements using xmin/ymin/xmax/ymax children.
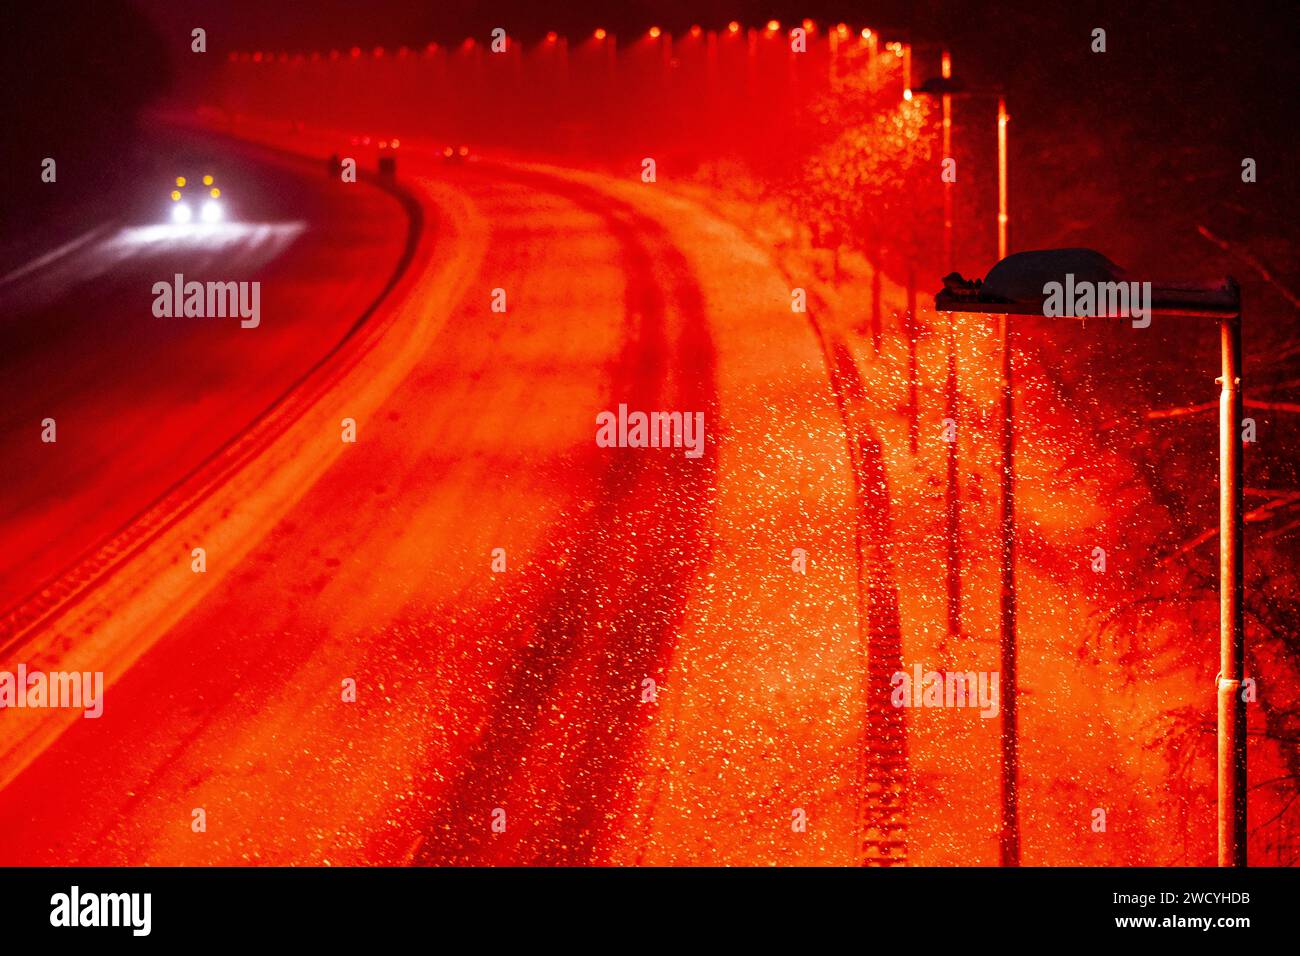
<box><xmin>0</xmin><ymin>131</ymin><xmax>864</xmax><ymax>865</ymax></box>
<box><xmin>0</xmin><ymin>129</ymin><xmax>410</xmax><ymax>616</ymax></box>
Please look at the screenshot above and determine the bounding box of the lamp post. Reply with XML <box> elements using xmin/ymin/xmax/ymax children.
<box><xmin>913</xmin><ymin>73</ymin><xmax>1009</xmax><ymax>263</ymax></box>
<box><xmin>913</xmin><ymin>78</ymin><xmax>1011</xmax><ymax>819</ymax></box>
<box><xmin>941</xmin><ymin>54</ymin><xmax>960</xmax><ymax>656</ymax></box>
<box><xmin>916</xmin><ymin>54</ymin><xmax>966</xmax><ymax>654</ymax></box>
<box><xmin>936</xmin><ymin>250</ymin><xmax>1245</xmax><ymax>867</ymax></box>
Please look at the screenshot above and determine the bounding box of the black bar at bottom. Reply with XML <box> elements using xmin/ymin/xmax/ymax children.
<box><xmin>0</xmin><ymin>866</ymin><xmax>1284</xmax><ymax>943</ymax></box>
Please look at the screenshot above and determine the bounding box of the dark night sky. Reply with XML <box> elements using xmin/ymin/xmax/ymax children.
<box><xmin>12</xmin><ymin>1</ymin><xmax>1297</xmax><ymax>149</ymax></box>
<box><xmin>72</xmin><ymin>1</ymin><xmax>1300</xmax><ymax>159</ymax></box>
<box><xmin>5</xmin><ymin>0</ymin><xmax>1297</xmax><ymax>262</ymax></box>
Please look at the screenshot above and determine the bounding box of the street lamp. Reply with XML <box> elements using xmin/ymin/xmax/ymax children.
<box><xmin>911</xmin><ymin>72</ymin><xmax>1009</xmax><ymax>674</ymax></box>
<box><xmin>913</xmin><ymin>75</ymin><xmax>1008</xmax><ymax>261</ymax></box>
<box><xmin>936</xmin><ymin>249</ymin><xmax>1245</xmax><ymax>867</ymax></box>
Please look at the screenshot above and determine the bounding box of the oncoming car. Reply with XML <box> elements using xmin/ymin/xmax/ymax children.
<box><xmin>441</xmin><ymin>145</ymin><xmax>470</xmax><ymax>164</ymax></box>
<box><xmin>168</xmin><ymin>174</ymin><xmax>223</xmax><ymax>224</ymax></box>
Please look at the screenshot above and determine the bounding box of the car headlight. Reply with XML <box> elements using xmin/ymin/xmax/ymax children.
<box><xmin>171</xmin><ymin>202</ymin><xmax>192</xmax><ymax>224</ymax></box>
<box><xmin>200</xmin><ymin>199</ymin><xmax>222</xmax><ymax>223</ymax></box>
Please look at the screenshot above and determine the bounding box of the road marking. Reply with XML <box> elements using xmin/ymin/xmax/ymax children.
<box><xmin>0</xmin><ymin>223</ymin><xmax>114</xmax><ymax>290</ymax></box>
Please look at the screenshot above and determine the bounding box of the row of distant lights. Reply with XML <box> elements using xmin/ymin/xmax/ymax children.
<box><xmin>228</xmin><ymin>21</ymin><xmax>895</xmax><ymax>63</ymax></box>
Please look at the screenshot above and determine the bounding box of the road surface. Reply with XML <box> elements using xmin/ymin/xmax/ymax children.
<box><xmin>0</xmin><ymin>128</ymin><xmax>867</xmax><ymax>865</ymax></box>
<box><xmin>0</xmin><ymin>129</ymin><xmax>410</xmax><ymax>616</ymax></box>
